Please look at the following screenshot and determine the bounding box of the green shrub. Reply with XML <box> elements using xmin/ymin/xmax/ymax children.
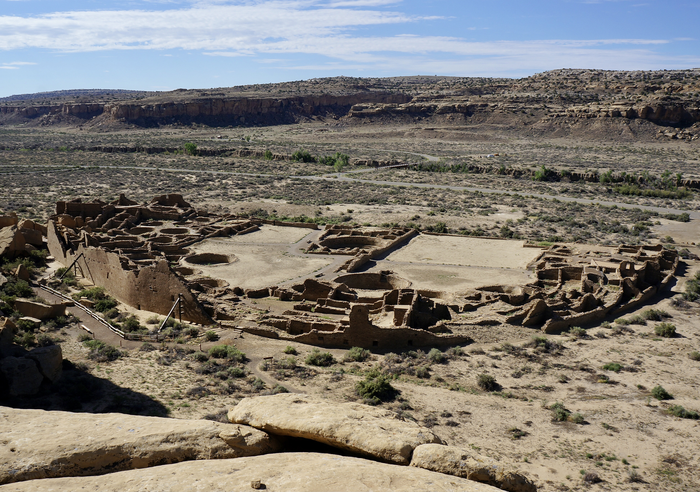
<box><xmin>183</xmin><ymin>326</ymin><xmax>200</xmax><ymax>338</ymax></box>
<box><xmin>446</xmin><ymin>346</ymin><xmax>463</xmax><ymax>358</ymax></box>
<box><xmin>208</xmin><ymin>344</ymin><xmax>246</xmax><ymax>362</ymax></box>
<box><xmin>263</xmin><ymin>149</ymin><xmax>274</xmax><ymax>160</ymax></box>
<box><xmin>14</xmin><ymin>331</ymin><xmax>35</xmax><ymax>348</ymax></box>
<box><xmin>689</xmin><ymin>351</ymin><xmax>700</xmax><ymax>361</ymax></box>
<box><xmin>305</xmin><ymin>348</ymin><xmax>335</xmax><ymax>367</ymax></box>
<box><xmin>83</xmin><ymin>339</ymin><xmax>122</xmax><ymax>362</ymax></box>
<box><xmin>651</xmin><ymin>385</ymin><xmax>673</xmax><ymax>400</ymax></box>
<box><xmin>527</xmin><ymin>336</ymin><xmax>562</xmax><ymax>353</ymax></box>
<box><xmin>16</xmin><ymin>318</ymin><xmax>37</xmax><ymax>332</ymax></box>
<box><xmin>251</xmin><ymin>378</ymin><xmax>265</xmax><ymax>391</ymax></box>
<box><xmin>228</xmin><ymin>367</ymin><xmax>246</xmax><ymax>378</ymax></box>
<box><xmin>683</xmin><ymin>272</ymin><xmax>700</xmax><ymax>301</ymax></box>
<box><xmin>291</xmin><ymin>149</ymin><xmax>315</xmax><ymax>163</ymax></box>
<box><xmin>146</xmin><ymin>315</ymin><xmax>160</xmax><ymax>325</ymax></box>
<box><xmin>1</xmin><ymin>278</ymin><xmax>33</xmax><ymax>299</ymax></box>
<box><xmin>568</xmin><ymin>326</ymin><xmax>587</xmax><ymax>339</ymax></box>
<box><xmin>121</xmin><ymin>316</ymin><xmax>145</xmax><ymax>333</ymax></box>
<box><xmin>654</xmin><ymin>322</ymin><xmax>676</xmax><ymax>338</ymax></box>
<box><xmin>184</xmin><ymin>142</ymin><xmax>198</xmax><ymax>156</ymax></box>
<box><xmin>73</xmin><ymin>287</ymin><xmax>118</xmax><ymax>313</ymax></box>
<box><xmin>283</xmin><ymin>346</ymin><xmax>298</xmax><ymax>355</ymax></box>
<box><xmin>476</xmin><ymin>373</ymin><xmax>499</xmax><ymax>391</ymax></box>
<box><xmin>104</xmin><ymin>308</ymin><xmax>119</xmax><ymax>319</ymax></box>
<box><xmin>94</xmin><ymin>298</ymin><xmax>118</xmax><ymax>312</ymax></box>
<box><xmin>602</xmin><ymin>363</ymin><xmax>622</xmax><ymax>373</ymax></box>
<box><xmin>641</xmin><ymin>309</ymin><xmax>667</xmax><ymax>321</ymax></box>
<box><xmin>355</xmin><ymin>372</ymin><xmax>397</xmax><ymax>402</ymax></box>
<box><xmin>550</xmin><ymin>402</ymin><xmax>570</xmax><ymax>422</ymax></box>
<box><xmin>533</xmin><ymin>165</ymin><xmax>551</xmax><ymax>181</ymax></box>
<box><xmin>667</xmin><ymin>405</ymin><xmax>699</xmax><ymax>420</ymax></box>
<box><xmin>345</xmin><ymin>346</ymin><xmax>370</xmax><ymax>362</ymax></box>
<box><xmin>415</xmin><ymin>366</ymin><xmax>431</xmax><ymax>379</ymax></box>
<box><xmin>272</xmin><ymin>384</ymin><xmax>289</xmax><ymax>394</ymax></box>
<box><xmin>549</xmin><ymin>403</ymin><xmax>583</xmax><ymax>424</ymax></box>
<box><xmin>192</xmin><ymin>351</ymin><xmax>208</xmax><ymax>362</ymax></box>
<box><xmin>427</xmin><ymin>348</ymin><xmax>446</xmax><ymax>364</ymax></box>
<box><xmin>204</xmin><ymin>330</ymin><xmax>219</xmax><ymax>341</ymax></box>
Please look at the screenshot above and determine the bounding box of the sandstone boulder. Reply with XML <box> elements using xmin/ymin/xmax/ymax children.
<box><xmin>14</xmin><ymin>264</ymin><xmax>30</xmax><ymax>281</ymax></box>
<box><xmin>245</xmin><ymin>287</ymin><xmax>270</xmax><ymax>298</ymax></box>
<box><xmin>0</xmin><ymin>356</ymin><xmax>43</xmax><ymax>396</ymax></box>
<box><xmin>13</xmin><ymin>298</ymin><xmax>67</xmax><ymax>320</ymax></box>
<box><xmin>301</xmin><ymin>278</ymin><xmax>334</xmax><ymax>300</ymax></box>
<box><xmin>522</xmin><ymin>299</ymin><xmax>548</xmax><ymax>326</ymax></box>
<box><xmin>26</xmin><ymin>345</ymin><xmax>63</xmax><ymax>382</ymax></box>
<box><xmin>56</xmin><ymin>214</ymin><xmax>77</xmax><ymax>228</ymax></box>
<box><xmin>228</xmin><ymin>394</ymin><xmax>442</xmax><ymax>465</ymax></box>
<box><xmin>0</xmin><ymin>408</ymin><xmax>281</xmax><ymax>485</ymax></box>
<box><xmin>0</xmin><ymin>226</ymin><xmax>25</xmax><ymax>259</ymax></box>
<box><xmin>0</xmin><ymin>272</ymin><xmax>7</xmax><ymax>288</ymax></box>
<box><xmin>0</xmin><ymin>214</ymin><xmax>18</xmax><ymax>228</ymax></box>
<box><xmin>18</xmin><ymin>227</ymin><xmax>43</xmax><ymax>247</ymax></box>
<box><xmin>0</xmin><ymin>452</ymin><xmax>500</xmax><ymax>492</ymax></box>
<box><xmin>18</xmin><ymin>218</ymin><xmax>47</xmax><ymax>236</ymax></box>
<box><xmin>411</xmin><ymin>444</ymin><xmax>537</xmax><ymax>492</ymax></box>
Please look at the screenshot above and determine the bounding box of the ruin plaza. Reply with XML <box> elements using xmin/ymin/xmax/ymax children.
<box><xmin>42</xmin><ymin>194</ymin><xmax>679</xmax><ymax>350</ymax></box>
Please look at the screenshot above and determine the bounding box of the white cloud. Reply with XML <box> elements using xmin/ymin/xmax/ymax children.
<box><xmin>0</xmin><ymin>61</ymin><xmax>35</xmax><ymax>69</ymax></box>
<box><xmin>0</xmin><ymin>1</ymin><xmax>697</xmax><ymax>75</ymax></box>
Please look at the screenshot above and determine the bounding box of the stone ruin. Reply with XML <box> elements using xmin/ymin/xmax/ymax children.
<box><xmin>306</xmin><ymin>225</ymin><xmax>419</xmax><ymax>273</ymax></box>
<box><xmin>40</xmin><ymin>195</ymin><xmax>679</xmax><ymax>349</ymax></box>
<box><xmin>47</xmin><ymin>194</ymin><xmax>258</xmax><ymax>325</ymax></box>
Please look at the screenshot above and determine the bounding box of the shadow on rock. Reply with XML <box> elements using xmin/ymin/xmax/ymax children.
<box><xmin>0</xmin><ymin>359</ymin><xmax>169</xmax><ymax>417</ymax></box>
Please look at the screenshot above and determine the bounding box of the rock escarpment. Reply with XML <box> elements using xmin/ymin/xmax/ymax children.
<box><xmin>0</xmin><ymin>407</ymin><xmax>280</xmax><ymax>485</ymax></box>
<box><xmin>0</xmin><ymin>396</ymin><xmax>534</xmax><ymax>491</ymax></box>
<box><xmin>1</xmin><ymin>453</ymin><xmax>501</xmax><ymax>492</ymax></box>
<box><xmin>227</xmin><ymin>393</ymin><xmax>442</xmax><ymax>465</ymax></box>
<box><xmin>0</xmin><ymin>319</ymin><xmax>64</xmax><ymax>396</ymax></box>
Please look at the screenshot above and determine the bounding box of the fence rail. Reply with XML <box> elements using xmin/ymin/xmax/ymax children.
<box><xmin>38</xmin><ymin>284</ymin><xmax>126</xmax><ymax>338</ymax></box>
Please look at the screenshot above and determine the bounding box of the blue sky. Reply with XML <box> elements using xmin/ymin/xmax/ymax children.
<box><xmin>1</xmin><ymin>0</ymin><xmax>699</xmax><ymax>97</ymax></box>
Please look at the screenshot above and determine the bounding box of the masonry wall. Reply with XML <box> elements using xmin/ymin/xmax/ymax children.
<box><xmin>47</xmin><ymin>221</ymin><xmax>213</xmax><ymax>325</ymax></box>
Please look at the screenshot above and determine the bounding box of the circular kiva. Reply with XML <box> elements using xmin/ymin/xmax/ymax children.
<box><xmin>184</xmin><ymin>253</ymin><xmax>236</xmax><ymax>265</ymax></box>
<box><xmin>334</xmin><ymin>272</ymin><xmax>411</xmax><ymax>290</ymax></box>
<box><xmin>160</xmin><ymin>227</ymin><xmax>190</xmax><ymax>235</ymax></box>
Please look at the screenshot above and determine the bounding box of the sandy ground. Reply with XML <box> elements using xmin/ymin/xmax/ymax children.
<box><xmin>185</xmin><ymin>226</ymin><xmax>332</xmax><ymax>289</ymax></box>
<box><xmin>367</xmin><ymin>263</ymin><xmax>537</xmax><ymax>293</ymax></box>
<box><xmin>386</xmin><ymin>235</ymin><xmax>541</xmax><ymax>269</ymax></box>
<box><xmin>365</xmin><ymin>235</ymin><xmax>541</xmax><ymax>292</ymax></box>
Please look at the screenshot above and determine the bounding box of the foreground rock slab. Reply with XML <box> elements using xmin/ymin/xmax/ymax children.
<box><xmin>228</xmin><ymin>394</ymin><xmax>442</xmax><ymax>465</ymax></box>
<box><xmin>1</xmin><ymin>452</ymin><xmax>501</xmax><ymax>492</ymax></box>
<box><xmin>411</xmin><ymin>444</ymin><xmax>537</xmax><ymax>492</ymax></box>
<box><xmin>0</xmin><ymin>408</ymin><xmax>279</xmax><ymax>485</ymax></box>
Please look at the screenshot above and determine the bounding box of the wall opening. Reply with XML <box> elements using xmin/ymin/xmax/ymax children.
<box><xmin>372</xmin><ymin>341</ymin><xmax>379</xmax><ymax>347</ymax></box>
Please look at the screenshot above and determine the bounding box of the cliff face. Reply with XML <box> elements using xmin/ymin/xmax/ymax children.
<box><xmin>1</xmin><ymin>69</ymin><xmax>699</xmax><ymax>134</ymax></box>
<box><xmin>0</xmin><ymin>93</ymin><xmax>411</xmax><ymax>127</ymax></box>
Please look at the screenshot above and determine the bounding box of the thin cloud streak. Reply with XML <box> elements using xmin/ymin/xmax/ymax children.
<box><xmin>0</xmin><ymin>1</ymin><xmax>696</xmax><ymax>77</ymax></box>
